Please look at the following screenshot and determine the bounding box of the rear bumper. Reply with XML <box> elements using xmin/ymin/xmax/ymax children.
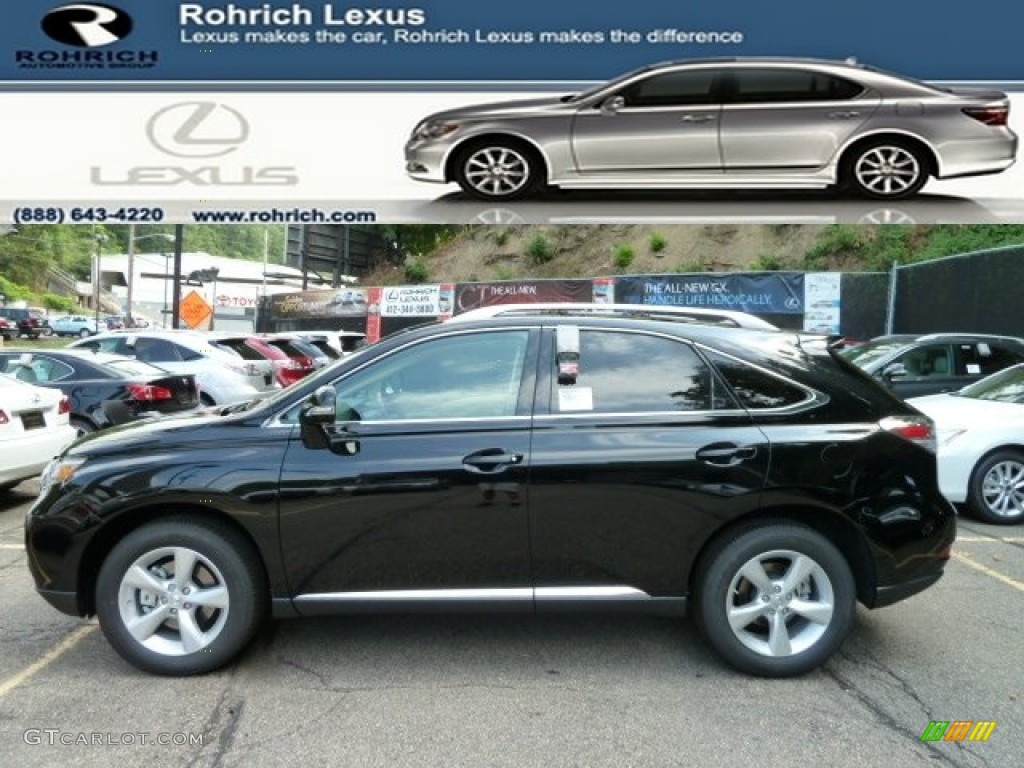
<box><xmin>868</xmin><ymin>571</ymin><xmax>943</xmax><ymax>608</ymax></box>
<box><xmin>36</xmin><ymin>588</ymin><xmax>81</xmax><ymax>617</ymax></box>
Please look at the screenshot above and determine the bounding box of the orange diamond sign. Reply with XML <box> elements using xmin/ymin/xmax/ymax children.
<box><xmin>179</xmin><ymin>290</ymin><xmax>213</xmax><ymax>329</ymax></box>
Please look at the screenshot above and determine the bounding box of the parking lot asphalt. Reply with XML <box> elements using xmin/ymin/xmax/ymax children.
<box><xmin>0</xmin><ymin>480</ymin><xmax>1020</xmax><ymax>768</ymax></box>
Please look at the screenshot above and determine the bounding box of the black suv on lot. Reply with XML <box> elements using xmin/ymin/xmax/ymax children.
<box><xmin>0</xmin><ymin>307</ymin><xmax>51</xmax><ymax>339</ymax></box>
<box><xmin>841</xmin><ymin>333</ymin><xmax>1024</xmax><ymax>399</ymax></box>
<box><xmin>27</xmin><ymin>313</ymin><xmax>955</xmax><ymax>678</ymax></box>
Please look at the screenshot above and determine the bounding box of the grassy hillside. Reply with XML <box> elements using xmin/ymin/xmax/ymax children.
<box><xmin>376</xmin><ymin>224</ymin><xmax>1024</xmax><ymax>284</ymax></box>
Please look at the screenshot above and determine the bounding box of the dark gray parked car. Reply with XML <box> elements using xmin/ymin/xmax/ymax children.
<box><xmin>841</xmin><ymin>333</ymin><xmax>1024</xmax><ymax>399</ymax></box>
<box><xmin>406</xmin><ymin>57</ymin><xmax>1017</xmax><ymax>201</ymax></box>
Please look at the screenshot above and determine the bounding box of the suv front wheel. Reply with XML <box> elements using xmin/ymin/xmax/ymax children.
<box><xmin>695</xmin><ymin>522</ymin><xmax>856</xmax><ymax>677</ymax></box>
<box><xmin>95</xmin><ymin>518</ymin><xmax>267</xmax><ymax>676</ymax></box>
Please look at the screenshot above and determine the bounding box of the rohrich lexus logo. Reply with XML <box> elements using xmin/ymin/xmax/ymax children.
<box><xmin>90</xmin><ymin>101</ymin><xmax>300</xmax><ymax>187</ymax></box>
<box><xmin>15</xmin><ymin>3</ymin><xmax>155</xmax><ymax>69</ymax></box>
<box><xmin>147</xmin><ymin>102</ymin><xmax>249</xmax><ymax>159</ymax></box>
<box><xmin>42</xmin><ymin>4</ymin><xmax>133</xmax><ymax>47</ymax></box>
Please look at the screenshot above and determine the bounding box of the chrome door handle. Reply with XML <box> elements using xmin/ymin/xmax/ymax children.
<box><xmin>463</xmin><ymin>449</ymin><xmax>524</xmax><ymax>474</ymax></box>
<box><xmin>681</xmin><ymin>114</ymin><xmax>716</xmax><ymax>123</ymax></box>
<box><xmin>827</xmin><ymin>111</ymin><xmax>861</xmax><ymax>119</ymax></box>
<box><xmin>696</xmin><ymin>443</ymin><xmax>758</xmax><ymax>466</ymax></box>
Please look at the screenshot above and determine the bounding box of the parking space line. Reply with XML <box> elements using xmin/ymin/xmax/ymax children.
<box><xmin>0</xmin><ymin>544</ymin><xmax>24</xmax><ymax>550</ymax></box>
<box><xmin>957</xmin><ymin>536</ymin><xmax>1024</xmax><ymax>543</ymax></box>
<box><xmin>953</xmin><ymin>552</ymin><xmax>1024</xmax><ymax>595</ymax></box>
<box><xmin>0</xmin><ymin>624</ymin><xmax>96</xmax><ymax>698</ymax></box>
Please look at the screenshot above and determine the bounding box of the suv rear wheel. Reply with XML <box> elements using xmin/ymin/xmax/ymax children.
<box><xmin>695</xmin><ymin>522</ymin><xmax>856</xmax><ymax>677</ymax></box>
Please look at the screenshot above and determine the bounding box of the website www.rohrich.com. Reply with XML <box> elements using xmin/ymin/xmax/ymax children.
<box><xmin>192</xmin><ymin>207</ymin><xmax>377</xmax><ymax>223</ymax></box>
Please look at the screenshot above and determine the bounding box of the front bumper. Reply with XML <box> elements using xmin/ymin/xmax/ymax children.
<box><xmin>405</xmin><ymin>138</ymin><xmax>450</xmax><ymax>183</ymax></box>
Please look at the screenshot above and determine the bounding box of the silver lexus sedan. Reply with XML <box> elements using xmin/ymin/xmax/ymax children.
<box><xmin>405</xmin><ymin>58</ymin><xmax>1018</xmax><ymax>201</ymax></box>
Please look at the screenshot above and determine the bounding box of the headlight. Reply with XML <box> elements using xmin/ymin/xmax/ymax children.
<box><xmin>38</xmin><ymin>456</ymin><xmax>86</xmax><ymax>498</ymax></box>
<box><xmin>413</xmin><ymin>121</ymin><xmax>460</xmax><ymax>141</ymax></box>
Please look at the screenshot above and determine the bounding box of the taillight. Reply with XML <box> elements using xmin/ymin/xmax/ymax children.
<box><xmin>963</xmin><ymin>106</ymin><xmax>1009</xmax><ymax>126</ymax></box>
<box><xmin>880</xmin><ymin>415</ymin><xmax>937</xmax><ymax>453</ymax></box>
<box><xmin>126</xmin><ymin>383</ymin><xmax>174</xmax><ymax>401</ymax></box>
<box><xmin>0</xmin><ymin>410</ymin><xmax>8</xmax><ymax>425</ymax></box>
<box><xmin>58</xmin><ymin>396</ymin><xmax>71</xmax><ymax>415</ymax></box>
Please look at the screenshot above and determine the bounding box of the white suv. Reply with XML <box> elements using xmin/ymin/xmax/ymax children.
<box><xmin>68</xmin><ymin>330</ymin><xmax>275</xmax><ymax>405</ymax></box>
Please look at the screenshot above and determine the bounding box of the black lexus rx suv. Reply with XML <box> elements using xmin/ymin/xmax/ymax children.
<box><xmin>26</xmin><ymin>311</ymin><xmax>955</xmax><ymax>677</ymax></box>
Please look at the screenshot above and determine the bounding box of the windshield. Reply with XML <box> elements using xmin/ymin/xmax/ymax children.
<box><xmin>957</xmin><ymin>365</ymin><xmax>1024</xmax><ymax>403</ymax></box>
<box><xmin>840</xmin><ymin>339</ymin><xmax>911</xmax><ymax>370</ymax></box>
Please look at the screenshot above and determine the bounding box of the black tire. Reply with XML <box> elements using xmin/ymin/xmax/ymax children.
<box><xmin>78</xmin><ymin>328</ymin><xmax>91</xmax><ymax>338</ymax></box>
<box><xmin>452</xmin><ymin>138</ymin><xmax>544</xmax><ymax>201</ymax></box>
<box><xmin>967</xmin><ymin>449</ymin><xmax>1024</xmax><ymax>524</ymax></box>
<box><xmin>694</xmin><ymin>522</ymin><xmax>855</xmax><ymax>678</ymax></box>
<box><xmin>95</xmin><ymin>517</ymin><xmax>267</xmax><ymax>676</ymax></box>
<box><xmin>840</xmin><ymin>139</ymin><xmax>929</xmax><ymax>200</ymax></box>
<box><xmin>70</xmin><ymin>418</ymin><xmax>95</xmax><ymax>438</ymax></box>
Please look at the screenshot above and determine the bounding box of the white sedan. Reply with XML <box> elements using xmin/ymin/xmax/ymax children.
<box><xmin>909</xmin><ymin>364</ymin><xmax>1024</xmax><ymax>524</ymax></box>
<box><xmin>0</xmin><ymin>375</ymin><xmax>77</xmax><ymax>492</ymax></box>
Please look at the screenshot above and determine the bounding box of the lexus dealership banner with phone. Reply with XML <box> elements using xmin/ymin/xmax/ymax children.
<box><xmin>0</xmin><ymin>1</ymin><xmax>1022</xmax><ymax>222</ymax></box>
<box><xmin>1</xmin><ymin>1</ymin><xmax>1022</xmax><ymax>82</ymax></box>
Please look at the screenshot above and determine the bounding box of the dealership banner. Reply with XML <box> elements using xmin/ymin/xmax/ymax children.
<box><xmin>1</xmin><ymin>2</ymin><xmax>1023</xmax><ymax>223</ymax></box>
<box><xmin>265</xmin><ymin>286</ymin><xmax>368</xmax><ymax>317</ymax></box>
<box><xmin>1</xmin><ymin>1</ymin><xmax>1022</xmax><ymax>83</ymax></box>
<box><xmin>454</xmin><ymin>279</ymin><xmax>592</xmax><ymax>313</ymax></box>
<box><xmin>379</xmin><ymin>284</ymin><xmax>448</xmax><ymax>317</ymax></box>
<box><xmin>615</xmin><ymin>273</ymin><xmax>806</xmax><ymax>314</ymax></box>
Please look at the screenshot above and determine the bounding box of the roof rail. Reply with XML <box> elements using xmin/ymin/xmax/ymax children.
<box><xmin>446</xmin><ymin>303</ymin><xmax>780</xmax><ymax>330</ymax></box>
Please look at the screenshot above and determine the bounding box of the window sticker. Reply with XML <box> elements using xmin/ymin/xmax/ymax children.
<box><xmin>558</xmin><ymin>386</ymin><xmax>594</xmax><ymax>412</ymax></box>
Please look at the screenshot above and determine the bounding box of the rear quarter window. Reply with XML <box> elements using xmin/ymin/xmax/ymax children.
<box><xmin>706</xmin><ymin>350</ymin><xmax>810</xmax><ymax>409</ymax></box>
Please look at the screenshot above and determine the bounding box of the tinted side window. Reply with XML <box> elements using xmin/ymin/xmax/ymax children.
<box><xmin>620</xmin><ymin>69</ymin><xmax>719</xmax><ymax>108</ymax></box>
<box><xmin>215</xmin><ymin>340</ymin><xmax>264</xmax><ymax>361</ymax></box>
<box><xmin>134</xmin><ymin>338</ymin><xmax>183</xmax><ymax>364</ymax></box>
<box><xmin>892</xmin><ymin>344</ymin><xmax>954</xmax><ymax>378</ymax></box>
<box><xmin>0</xmin><ymin>355</ymin><xmax>73</xmax><ymax>383</ymax></box>
<box><xmin>172</xmin><ymin>346</ymin><xmax>203</xmax><ymax>364</ymax></box>
<box><xmin>707</xmin><ymin>351</ymin><xmax>809</xmax><ymax>409</ymax></box>
<box><xmin>730</xmin><ymin>69</ymin><xmax>864</xmax><ymax>103</ymax></box>
<box><xmin>958</xmin><ymin>343</ymin><xmax>1024</xmax><ymax>376</ymax></box>
<box><xmin>565</xmin><ymin>331</ymin><xmax>729</xmax><ymax>413</ymax></box>
<box><xmin>337</xmin><ymin>331</ymin><xmax>530</xmax><ymax>421</ymax></box>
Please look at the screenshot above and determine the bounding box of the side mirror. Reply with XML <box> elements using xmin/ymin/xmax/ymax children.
<box><xmin>301</xmin><ymin>385</ymin><xmax>337</xmax><ymax>425</ymax></box>
<box><xmin>298</xmin><ymin>385</ymin><xmax>337</xmax><ymax>450</ymax></box>
<box><xmin>881</xmin><ymin>363</ymin><xmax>907</xmax><ymax>382</ymax></box>
<box><xmin>601</xmin><ymin>95</ymin><xmax>625</xmax><ymax>115</ymax></box>
<box><xmin>299</xmin><ymin>385</ymin><xmax>362</xmax><ymax>455</ymax></box>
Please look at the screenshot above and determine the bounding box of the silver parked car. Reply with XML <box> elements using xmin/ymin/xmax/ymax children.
<box><xmin>406</xmin><ymin>57</ymin><xmax>1018</xmax><ymax>201</ymax></box>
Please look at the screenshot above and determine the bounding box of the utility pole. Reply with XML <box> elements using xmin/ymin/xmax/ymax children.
<box><xmin>170</xmin><ymin>224</ymin><xmax>184</xmax><ymax>329</ymax></box>
<box><xmin>125</xmin><ymin>224</ymin><xmax>136</xmax><ymax>326</ymax></box>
